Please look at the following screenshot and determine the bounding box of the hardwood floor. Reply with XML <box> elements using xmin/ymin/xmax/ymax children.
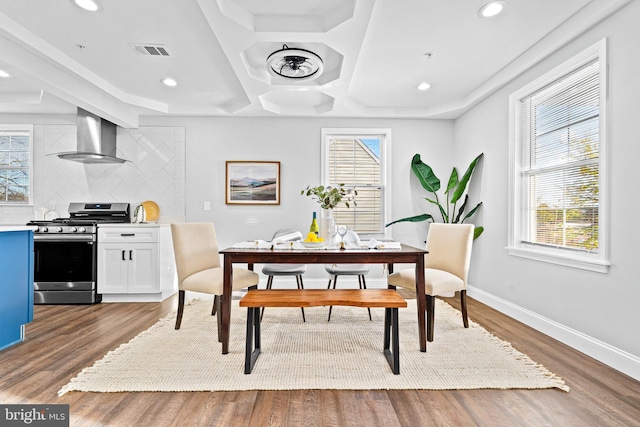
<box><xmin>1</xmin><ymin>294</ymin><xmax>639</xmax><ymax>427</ymax></box>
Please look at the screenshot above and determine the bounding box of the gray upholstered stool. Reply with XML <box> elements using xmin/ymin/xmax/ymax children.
<box><xmin>261</xmin><ymin>229</ymin><xmax>307</xmax><ymax>321</ymax></box>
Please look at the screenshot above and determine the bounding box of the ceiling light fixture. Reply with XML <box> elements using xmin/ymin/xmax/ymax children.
<box><xmin>266</xmin><ymin>44</ymin><xmax>324</xmax><ymax>82</ymax></box>
<box><xmin>0</xmin><ymin>69</ymin><xmax>10</xmax><ymax>78</ymax></box>
<box><xmin>161</xmin><ymin>77</ymin><xmax>178</xmax><ymax>87</ymax></box>
<box><xmin>417</xmin><ymin>82</ymin><xmax>431</xmax><ymax>91</ymax></box>
<box><xmin>478</xmin><ymin>1</ymin><xmax>507</xmax><ymax>18</ymax></box>
<box><xmin>72</xmin><ymin>0</ymin><xmax>100</xmax><ymax>12</ymax></box>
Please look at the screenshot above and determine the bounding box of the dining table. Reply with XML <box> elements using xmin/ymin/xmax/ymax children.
<box><xmin>219</xmin><ymin>244</ymin><xmax>429</xmax><ymax>355</ymax></box>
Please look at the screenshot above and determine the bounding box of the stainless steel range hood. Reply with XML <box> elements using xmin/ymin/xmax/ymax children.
<box><xmin>55</xmin><ymin>108</ymin><xmax>128</xmax><ymax>164</ymax></box>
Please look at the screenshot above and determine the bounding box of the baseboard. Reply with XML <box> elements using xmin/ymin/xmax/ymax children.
<box><xmin>467</xmin><ymin>285</ymin><xmax>640</xmax><ymax>381</ymax></box>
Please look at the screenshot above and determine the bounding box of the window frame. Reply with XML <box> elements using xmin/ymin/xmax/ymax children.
<box><xmin>0</xmin><ymin>124</ymin><xmax>34</xmax><ymax>206</ymax></box>
<box><xmin>508</xmin><ymin>39</ymin><xmax>609</xmax><ymax>273</ymax></box>
<box><xmin>321</xmin><ymin>128</ymin><xmax>391</xmax><ymax>240</ymax></box>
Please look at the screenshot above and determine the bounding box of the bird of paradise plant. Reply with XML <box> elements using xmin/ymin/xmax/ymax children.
<box><xmin>386</xmin><ymin>153</ymin><xmax>484</xmax><ymax>239</ymax></box>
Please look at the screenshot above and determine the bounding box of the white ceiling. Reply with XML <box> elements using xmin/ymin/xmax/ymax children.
<box><xmin>0</xmin><ymin>0</ymin><xmax>630</xmax><ymax>128</ymax></box>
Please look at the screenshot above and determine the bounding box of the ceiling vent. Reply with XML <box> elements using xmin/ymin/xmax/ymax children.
<box><xmin>266</xmin><ymin>44</ymin><xmax>323</xmax><ymax>82</ymax></box>
<box><xmin>130</xmin><ymin>44</ymin><xmax>171</xmax><ymax>56</ymax></box>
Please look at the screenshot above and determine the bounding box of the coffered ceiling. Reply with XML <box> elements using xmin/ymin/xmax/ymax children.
<box><xmin>0</xmin><ymin>0</ymin><xmax>631</xmax><ymax>127</ymax></box>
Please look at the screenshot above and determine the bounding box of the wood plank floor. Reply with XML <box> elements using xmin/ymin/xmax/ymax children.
<box><xmin>1</xmin><ymin>293</ymin><xmax>639</xmax><ymax>427</ymax></box>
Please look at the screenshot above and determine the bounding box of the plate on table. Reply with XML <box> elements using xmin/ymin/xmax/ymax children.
<box><xmin>301</xmin><ymin>241</ymin><xmax>324</xmax><ymax>248</ymax></box>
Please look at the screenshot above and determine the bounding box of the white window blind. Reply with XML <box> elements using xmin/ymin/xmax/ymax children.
<box><xmin>322</xmin><ymin>128</ymin><xmax>390</xmax><ymax>238</ymax></box>
<box><xmin>0</xmin><ymin>126</ymin><xmax>33</xmax><ymax>204</ymax></box>
<box><xmin>520</xmin><ymin>60</ymin><xmax>600</xmax><ymax>253</ymax></box>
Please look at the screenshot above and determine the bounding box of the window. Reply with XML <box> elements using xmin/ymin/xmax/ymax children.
<box><xmin>0</xmin><ymin>125</ymin><xmax>33</xmax><ymax>205</ymax></box>
<box><xmin>508</xmin><ymin>40</ymin><xmax>608</xmax><ymax>273</ymax></box>
<box><xmin>321</xmin><ymin>128</ymin><xmax>390</xmax><ymax>238</ymax></box>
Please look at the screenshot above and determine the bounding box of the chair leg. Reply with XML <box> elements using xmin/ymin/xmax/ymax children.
<box><xmin>260</xmin><ymin>276</ymin><xmax>274</xmax><ymax>321</ymax></box>
<box><xmin>297</xmin><ymin>275</ymin><xmax>306</xmax><ymax>322</ymax></box>
<box><xmin>215</xmin><ymin>295</ymin><xmax>222</xmax><ymax>342</ymax></box>
<box><xmin>426</xmin><ymin>295</ymin><xmax>435</xmax><ymax>342</ymax></box>
<box><xmin>211</xmin><ymin>295</ymin><xmax>218</xmax><ymax>316</ymax></box>
<box><xmin>327</xmin><ymin>275</ymin><xmax>338</xmax><ymax>322</ymax></box>
<box><xmin>460</xmin><ymin>290</ymin><xmax>469</xmax><ymax>328</ymax></box>
<box><xmin>359</xmin><ymin>275</ymin><xmax>372</xmax><ymax>321</ymax></box>
<box><xmin>175</xmin><ymin>289</ymin><xmax>185</xmax><ymax>330</ymax></box>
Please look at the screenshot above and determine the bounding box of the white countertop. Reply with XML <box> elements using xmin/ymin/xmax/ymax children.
<box><xmin>0</xmin><ymin>225</ymin><xmax>38</xmax><ymax>232</ymax></box>
<box><xmin>97</xmin><ymin>222</ymin><xmax>169</xmax><ymax>228</ymax></box>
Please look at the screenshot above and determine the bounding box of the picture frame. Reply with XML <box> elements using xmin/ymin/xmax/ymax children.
<box><xmin>225</xmin><ymin>161</ymin><xmax>281</xmax><ymax>205</ymax></box>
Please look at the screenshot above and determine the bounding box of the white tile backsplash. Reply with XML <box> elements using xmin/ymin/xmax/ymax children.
<box><xmin>0</xmin><ymin>125</ymin><xmax>185</xmax><ymax>223</ymax></box>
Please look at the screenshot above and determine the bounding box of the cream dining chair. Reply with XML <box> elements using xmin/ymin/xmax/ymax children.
<box><xmin>387</xmin><ymin>223</ymin><xmax>474</xmax><ymax>341</ymax></box>
<box><xmin>171</xmin><ymin>222</ymin><xmax>259</xmax><ymax>341</ymax></box>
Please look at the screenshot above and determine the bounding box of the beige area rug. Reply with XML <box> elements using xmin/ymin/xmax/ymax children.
<box><xmin>58</xmin><ymin>298</ymin><xmax>569</xmax><ymax>395</ymax></box>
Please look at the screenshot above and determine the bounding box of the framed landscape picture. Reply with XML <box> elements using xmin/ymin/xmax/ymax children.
<box><xmin>225</xmin><ymin>161</ymin><xmax>280</xmax><ymax>205</ymax></box>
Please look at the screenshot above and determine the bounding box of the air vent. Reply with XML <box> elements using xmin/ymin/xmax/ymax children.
<box><xmin>130</xmin><ymin>44</ymin><xmax>171</xmax><ymax>57</ymax></box>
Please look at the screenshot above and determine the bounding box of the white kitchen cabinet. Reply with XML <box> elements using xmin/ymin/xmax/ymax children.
<box><xmin>98</xmin><ymin>225</ymin><xmax>177</xmax><ymax>302</ymax></box>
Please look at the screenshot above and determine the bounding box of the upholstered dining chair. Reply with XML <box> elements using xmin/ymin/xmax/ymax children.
<box><xmin>261</xmin><ymin>228</ymin><xmax>307</xmax><ymax>321</ymax></box>
<box><xmin>387</xmin><ymin>223</ymin><xmax>474</xmax><ymax>341</ymax></box>
<box><xmin>171</xmin><ymin>222</ymin><xmax>259</xmax><ymax>341</ymax></box>
<box><xmin>326</xmin><ymin>229</ymin><xmax>371</xmax><ymax>321</ymax></box>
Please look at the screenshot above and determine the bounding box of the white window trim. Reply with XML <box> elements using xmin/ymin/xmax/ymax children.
<box><xmin>507</xmin><ymin>39</ymin><xmax>609</xmax><ymax>273</ymax></box>
<box><xmin>0</xmin><ymin>124</ymin><xmax>34</xmax><ymax>206</ymax></box>
<box><xmin>320</xmin><ymin>127</ymin><xmax>391</xmax><ymax>239</ymax></box>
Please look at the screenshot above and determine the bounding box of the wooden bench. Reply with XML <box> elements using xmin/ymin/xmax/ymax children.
<box><xmin>239</xmin><ymin>289</ymin><xmax>407</xmax><ymax>375</ymax></box>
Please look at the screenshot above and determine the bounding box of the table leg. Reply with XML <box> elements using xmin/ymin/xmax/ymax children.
<box><xmin>222</xmin><ymin>255</ymin><xmax>233</xmax><ymax>354</ymax></box>
<box><xmin>415</xmin><ymin>255</ymin><xmax>427</xmax><ymax>352</ymax></box>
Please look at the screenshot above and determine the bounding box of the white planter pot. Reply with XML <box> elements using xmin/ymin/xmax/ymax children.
<box><xmin>319</xmin><ymin>209</ymin><xmax>336</xmax><ymax>247</ymax></box>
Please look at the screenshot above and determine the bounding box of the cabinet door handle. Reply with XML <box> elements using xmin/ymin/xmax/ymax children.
<box><xmin>122</xmin><ymin>250</ymin><xmax>126</xmax><ymax>261</ymax></box>
<box><xmin>121</xmin><ymin>233</ymin><xmax>135</xmax><ymax>237</ymax></box>
<box><xmin>129</xmin><ymin>250</ymin><xmax>133</xmax><ymax>261</ymax></box>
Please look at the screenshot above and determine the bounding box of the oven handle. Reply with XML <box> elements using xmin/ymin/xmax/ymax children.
<box><xmin>34</xmin><ymin>235</ymin><xmax>95</xmax><ymax>242</ymax></box>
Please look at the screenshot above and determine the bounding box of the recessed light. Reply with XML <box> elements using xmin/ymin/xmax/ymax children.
<box><xmin>72</xmin><ymin>0</ymin><xmax>100</xmax><ymax>12</ymax></box>
<box><xmin>417</xmin><ymin>82</ymin><xmax>431</xmax><ymax>91</ymax></box>
<box><xmin>478</xmin><ymin>1</ymin><xmax>507</xmax><ymax>18</ymax></box>
<box><xmin>0</xmin><ymin>69</ymin><xmax>10</xmax><ymax>78</ymax></box>
<box><xmin>161</xmin><ymin>77</ymin><xmax>178</xmax><ymax>87</ymax></box>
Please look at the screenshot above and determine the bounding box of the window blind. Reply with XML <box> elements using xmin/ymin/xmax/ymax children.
<box><xmin>327</xmin><ymin>136</ymin><xmax>383</xmax><ymax>234</ymax></box>
<box><xmin>520</xmin><ymin>59</ymin><xmax>600</xmax><ymax>252</ymax></box>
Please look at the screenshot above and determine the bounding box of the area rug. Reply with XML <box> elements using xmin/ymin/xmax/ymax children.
<box><xmin>58</xmin><ymin>298</ymin><xmax>569</xmax><ymax>395</ymax></box>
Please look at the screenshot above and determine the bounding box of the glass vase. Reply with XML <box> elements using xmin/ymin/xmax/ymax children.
<box><xmin>319</xmin><ymin>208</ymin><xmax>336</xmax><ymax>246</ymax></box>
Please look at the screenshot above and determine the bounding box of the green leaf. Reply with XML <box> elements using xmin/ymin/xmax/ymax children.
<box><xmin>451</xmin><ymin>153</ymin><xmax>483</xmax><ymax>204</ymax></box>
<box><xmin>473</xmin><ymin>226</ymin><xmax>484</xmax><ymax>240</ymax></box>
<box><xmin>445</xmin><ymin>168</ymin><xmax>459</xmax><ymax>195</ymax></box>
<box><xmin>411</xmin><ymin>154</ymin><xmax>440</xmax><ymax>194</ymax></box>
<box><xmin>453</xmin><ymin>194</ymin><xmax>469</xmax><ymax>223</ymax></box>
<box><xmin>461</xmin><ymin>201</ymin><xmax>483</xmax><ymax>223</ymax></box>
<box><xmin>385</xmin><ymin>213</ymin><xmax>433</xmax><ymax>227</ymax></box>
<box><xmin>424</xmin><ymin>197</ymin><xmax>439</xmax><ymax>206</ymax></box>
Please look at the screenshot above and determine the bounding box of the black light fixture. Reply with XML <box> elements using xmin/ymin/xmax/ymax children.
<box><xmin>266</xmin><ymin>44</ymin><xmax>324</xmax><ymax>82</ymax></box>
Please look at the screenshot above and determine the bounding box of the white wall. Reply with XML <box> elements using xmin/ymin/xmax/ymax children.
<box><xmin>454</xmin><ymin>1</ymin><xmax>640</xmax><ymax>377</ymax></box>
<box><xmin>138</xmin><ymin>115</ymin><xmax>454</xmax><ymax>281</ymax></box>
<box><xmin>139</xmin><ymin>116</ymin><xmax>455</xmax><ymax>250</ymax></box>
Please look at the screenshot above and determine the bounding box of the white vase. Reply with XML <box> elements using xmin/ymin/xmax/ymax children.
<box><xmin>319</xmin><ymin>208</ymin><xmax>336</xmax><ymax>246</ymax></box>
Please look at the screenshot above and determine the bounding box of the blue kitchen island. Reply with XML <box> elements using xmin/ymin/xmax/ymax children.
<box><xmin>0</xmin><ymin>226</ymin><xmax>35</xmax><ymax>350</ymax></box>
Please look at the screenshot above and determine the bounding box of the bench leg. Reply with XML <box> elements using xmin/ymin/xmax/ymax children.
<box><xmin>244</xmin><ymin>307</ymin><xmax>261</xmax><ymax>374</ymax></box>
<box><xmin>383</xmin><ymin>307</ymin><xmax>400</xmax><ymax>374</ymax></box>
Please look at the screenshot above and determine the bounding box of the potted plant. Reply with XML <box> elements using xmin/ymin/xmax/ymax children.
<box><xmin>386</xmin><ymin>153</ymin><xmax>484</xmax><ymax>239</ymax></box>
<box><xmin>301</xmin><ymin>184</ymin><xmax>356</xmax><ymax>243</ymax></box>
<box><xmin>300</xmin><ymin>183</ymin><xmax>356</xmax><ymax>210</ymax></box>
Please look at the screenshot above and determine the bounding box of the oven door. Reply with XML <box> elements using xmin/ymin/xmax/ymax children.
<box><xmin>33</xmin><ymin>235</ymin><xmax>97</xmax><ymax>303</ymax></box>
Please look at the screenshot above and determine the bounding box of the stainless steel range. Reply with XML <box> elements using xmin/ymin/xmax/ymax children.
<box><xmin>28</xmin><ymin>202</ymin><xmax>130</xmax><ymax>304</ymax></box>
